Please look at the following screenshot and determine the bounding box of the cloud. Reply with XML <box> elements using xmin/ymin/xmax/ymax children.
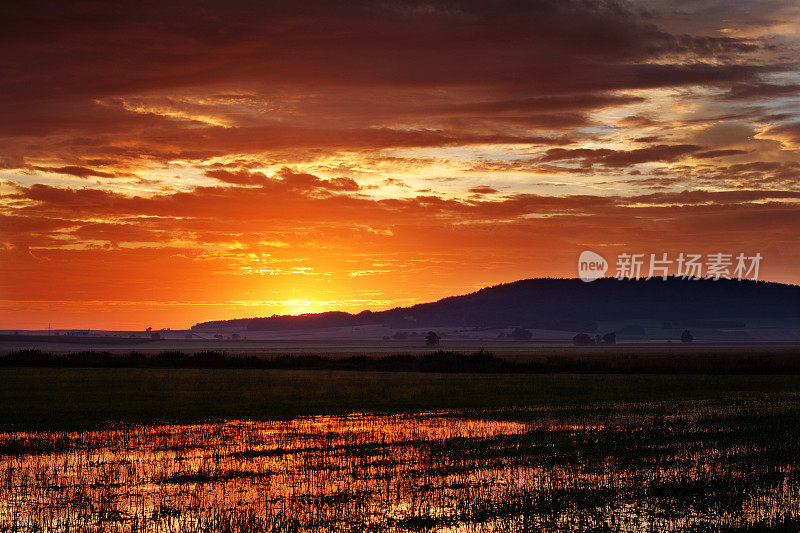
<box><xmin>723</xmin><ymin>83</ymin><xmax>800</xmax><ymax>100</ymax></box>
<box><xmin>276</xmin><ymin>168</ymin><xmax>361</xmax><ymax>192</ymax></box>
<box><xmin>5</xmin><ymin>173</ymin><xmax>800</xmax><ymax>328</ymax></box>
<box><xmin>204</xmin><ymin>168</ymin><xmax>361</xmax><ymax>192</ymax></box>
<box><xmin>538</xmin><ymin>145</ymin><xmax>703</xmax><ymax>167</ymax></box>
<box><xmin>619</xmin><ymin>115</ymin><xmax>660</xmax><ymax>128</ymax></box>
<box><xmin>693</xmin><ymin>149</ymin><xmax>750</xmax><ymax>158</ymax></box>
<box><xmin>468</xmin><ymin>186</ymin><xmax>499</xmax><ymax>195</ymax></box>
<box><xmin>10</xmin><ymin>178</ymin><xmax>800</xmax><ymax>230</ymax></box>
<box><xmin>0</xmin><ymin>0</ymin><xmax>788</xmax><ymax>169</ymax></box>
<box><xmin>756</xmin><ymin>122</ymin><xmax>800</xmax><ymax>150</ymax></box>
<box><xmin>30</xmin><ymin>165</ymin><xmax>120</xmax><ymax>179</ymax></box>
<box><xmin>204</xmin><ymin>169</ymin><xmax>269</xmax><ymax>186</ymax></box>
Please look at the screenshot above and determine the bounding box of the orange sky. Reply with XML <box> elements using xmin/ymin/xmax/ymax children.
<box><xmin>1</xmin><ymin>0</ymin><xmax>799</xmax><ymax>329</ymax></box>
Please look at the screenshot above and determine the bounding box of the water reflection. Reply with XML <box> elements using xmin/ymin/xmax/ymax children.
<box><xmin>1</xmin><ymin>403</ymin><xmax>799</xmax><ymax>531</ymax></box>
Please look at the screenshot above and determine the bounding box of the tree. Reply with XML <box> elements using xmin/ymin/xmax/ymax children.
<box><xmin>573</xmin><ymin>333</ymin><xmax>595</xmax><ymax>346</ymax></box>
<box><xmin>681</xmin><ymin>329</ymin><xmax>694</xmax><ymax>343</ymax></box>
<box><xmin>602</xmin><ymin>332</ymin><xmax>616</xmax><ymax>345</ymax></box>
<box><xmin>510</xmin><ymin>327</ymin><xmax>532</xmax><ymax>341</ymax></box>
<box><xmin>425</xmin><ymin>331</ymin><xmax>441</xmax><ymax>346</ymax></box>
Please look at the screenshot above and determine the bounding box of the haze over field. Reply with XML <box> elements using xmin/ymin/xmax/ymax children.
<box><xmin>2</xmin><ymin>0</ymin><xmax>799</xmax><ymax>330</ymax></box>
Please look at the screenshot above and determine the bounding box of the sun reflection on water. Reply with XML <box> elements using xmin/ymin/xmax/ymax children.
<box><xmin>1</xmin><ymin>404</ymin><xmax>799</xmax><ymax>531</ymax></box>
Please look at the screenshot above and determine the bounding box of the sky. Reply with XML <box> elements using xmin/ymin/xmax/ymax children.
<box><xmin>1</xmin><ymin>0</ymin><xmax>799</xmax><ymax>329</ymax></box>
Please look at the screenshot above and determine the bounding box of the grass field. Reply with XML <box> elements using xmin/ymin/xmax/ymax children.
<box><xmin>2</xmin><ymin>368</ymin><xmax>800</xmax><ymax>530</ymax></box>
<box><xmin>3</xmin><ymin>368</ymin><xmax>800</xmax><ymax>531</ymax></box>
<box><xmin>3</xmin><ymin>367</ymin><xmax>800</xmax><ymax>431</ymax></box>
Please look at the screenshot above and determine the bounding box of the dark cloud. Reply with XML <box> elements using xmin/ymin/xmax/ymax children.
<box><xmin>0</xmin><ymin>0</ymin><xmax>786</xmax><ymax>166</ymax></box>
<box><xmin>10</xmin><ymin>178</ymin><xmax>800</xmax><ymax>228</ymax></box>
<box><xmin>468</xmin><ymin>186</ymin><xmax>499</xmax><ymax>194</ymax></box>
<box><xmin>205</xmin><ymin>167</ymin><xmax>361</xmax><ymax>192</ymax></box>
<box><xmin>723</xmin><ymin>83</ymin><xmax>800</xmax><ymax>100</ymax></box>
<box><xmin>30</xmin><ymin>165</ymin><xmax>120</xmax><ymax>179</ymax></box>
<box><xmin>440</xmin><ymin>94</ymin><xmax>644</xmax><ymax>115</ymax></box>
<box><xmin>693</xmin><ymin>149</ymin><xmax>750</xmax><ymax>159</ymax></box>
<box><xmin>276</xmin><ymin>168</ymin><xmax>361</xmax><ymax>192</ymax></box>
<box><xmin>2</xmin><ymin>1</ymin><xmax>764</xmax><ymax>100</ymax></box>
<box><xmin>619</xmin><ymin>115</ymin><xmax>660</xmax><ymax>128</ymax></box>
<box><xmin>204</xmin><ymin>169</ymin><xmax>269</xmax><ymax>186</ymax></box>
<box><xmin>538</xmin><ymin>144</ymin><xmax>703</xmax><ymax>167</ymax></box>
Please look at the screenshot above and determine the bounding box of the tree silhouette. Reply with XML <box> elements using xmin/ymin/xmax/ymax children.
<box><xmin>573</xmin><ymin>333</ymin><xmax>595</xmax><ymax>346</ymax></box>
<box><xmin>602</xmin><ymin>332</ymin><xmax>616</xmax><ymax>345</ymax></box>
<box><xmin>425</xmin><ymin>331</ymin><xmax>441</xmax><ymax>346</ymax></box>
<box><xmin>681</xmin><ymin>329</ymin><xmax>694</xmax><ymax>343</ymax></box>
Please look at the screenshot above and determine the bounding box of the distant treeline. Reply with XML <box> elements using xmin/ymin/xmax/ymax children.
<box><xmin>3</xmin><ymin>349</ymin><xmax>800</xmax><ymax>374</ymax></box>
<box><xmin>191</xmin><ymin>277</ymin><xmax>800</xmax><ymax>333</ymax></box>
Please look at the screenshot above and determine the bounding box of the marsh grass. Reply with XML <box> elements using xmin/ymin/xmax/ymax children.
<box><xmin>5</xmin><ymin>367</ymin><xmax>800</xmax><ymax>432</ymax></box>
<box><xmin>4</xmin><ymin>348</ymin><xmax>800</xmax><ymax>374</ymax></box>
<box><xmin>2</xmin><ymin>398</ymin><xmax>800</xmax><ymax>532</ymax></box>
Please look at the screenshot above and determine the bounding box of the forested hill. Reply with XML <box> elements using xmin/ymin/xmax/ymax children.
<box><xmin>192</xmin><ymin>277</ymin><xmax>800</xmax><ymax>332</ymax></box>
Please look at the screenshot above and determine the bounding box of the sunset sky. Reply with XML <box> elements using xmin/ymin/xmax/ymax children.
<box><xmin>2</xmin><ymin>0</ymin><xmax>799</xmax><ymax>329</ymax></box>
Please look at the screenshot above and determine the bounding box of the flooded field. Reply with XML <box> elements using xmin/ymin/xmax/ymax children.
<box><xmin>2</xmin><ymin>398</ymin><xmax>800</xmax><ymax>532</ymax></box>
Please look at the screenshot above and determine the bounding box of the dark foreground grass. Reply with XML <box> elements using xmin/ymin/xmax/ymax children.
<box><xmin>4</xmin><ymin>369</ymin><xmax>800</xmax><ymax>531</ymax></box>
<box><xmin>3</xmin><ymin>395</ymin><xmax>800</xmax><ymax>531</ymax></box>
<box><xmin>2</xmin><ymin>367</ymin><xmax>800</xmax><ymax>431</ymax></box>
<box><xmin>4</xmin><ymin>347</ymin><xmax>800</xmax><ymax>373</ymax></box>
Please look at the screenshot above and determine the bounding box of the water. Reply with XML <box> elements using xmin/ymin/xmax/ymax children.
<box><xmin>1</xmin><ymin>401</ymin><xmax>799</xmax><ymax>531</ymax></box>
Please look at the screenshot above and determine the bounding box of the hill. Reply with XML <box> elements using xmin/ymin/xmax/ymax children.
<box><xmin>192</xmin><ymin>277</ymin><xmax>800</xmax><ymax>333</ymax></box>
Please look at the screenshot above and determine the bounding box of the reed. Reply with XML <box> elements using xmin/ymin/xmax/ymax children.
<box><xmin>2</xmin><ymin>397</ymin><xmax>800</xmax><ymax>531</ymax></box>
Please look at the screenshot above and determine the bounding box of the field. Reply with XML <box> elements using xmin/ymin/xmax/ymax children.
<box><xmin>2</xmin><ymin>367</ymin><xmax>800</xmax><ymax>531</ymax></box>
<box><xmin>2</xmin><ymin>318</ymin><xmax>799</xmax><ymax>356</ymax></box>
<box><xmin>2</xmin><ymin>367</ymin><xmax>800</xmax><ymax>431</ymax></box>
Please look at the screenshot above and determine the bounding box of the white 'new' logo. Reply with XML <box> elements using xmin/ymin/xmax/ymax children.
<box><xmin>578</xmin><ymin>250</ymin><xmax>607</xmax><ymax>282</ymax></box>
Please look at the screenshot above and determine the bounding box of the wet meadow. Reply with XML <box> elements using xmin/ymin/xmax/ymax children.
<box><xmin>1</xmin><ymin>353</ymin><xmax>800</xmax><ymax>531</ymax></box>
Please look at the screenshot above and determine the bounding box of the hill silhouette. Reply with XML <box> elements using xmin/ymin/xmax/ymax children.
<box><xmin>192</xmin><ymin>277</ymin><xmax>800</xmax><ymax>333</ymax></box>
